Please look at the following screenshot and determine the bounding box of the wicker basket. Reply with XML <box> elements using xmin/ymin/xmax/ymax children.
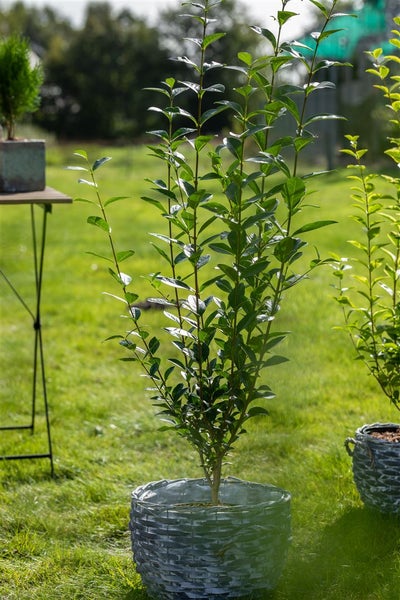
<box><xmin>345</xmin><ymin>422</ymin><xmax>400</xmax><ymax>514</ymax></box>
<box><xmin>129</xmin><ymin>477</ymin><xmax>291</xmax><ymax>599</ymax></box>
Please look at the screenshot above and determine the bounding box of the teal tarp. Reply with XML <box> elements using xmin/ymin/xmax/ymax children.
<box><xmin>297</xmin><ymin>0</ymin><xmax>388</xmax><ymax>60</ymax></box>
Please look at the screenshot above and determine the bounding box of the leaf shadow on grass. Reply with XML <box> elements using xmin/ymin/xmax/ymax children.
<box><xmin>282</xmin><ymin>507</ymin><xmax>400</xmax><ymax>599</ymax></box>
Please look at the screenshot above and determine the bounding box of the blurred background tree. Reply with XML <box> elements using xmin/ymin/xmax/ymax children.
<box><xmin>0</xmin><ymin>0</ymin><xmax>397</xmax><ymax>154</ymax></box>
<box><xmin>41</xmin><ymin>3</ymin><xmax>170</xmax><ymax>139</ymax></box>
<box><xmin>0</xmin><ymin>0</ymin><xmax>259</xmax><ymax>141</ymax></box>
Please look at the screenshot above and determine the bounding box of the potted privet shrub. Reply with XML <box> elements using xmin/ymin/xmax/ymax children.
<box><xmin>333</xmin><ymin>20</ymin><xmax>400</xmax><ymax>514</ymax></box>
<box><xmin>0</xmin><ymin>34</ymin><xmax>45</xmax><ymax>193</ymax></box>
<box><xmin>72</xmin><ymin>0</ymin><xmax>344</xmax><ymax>597</ymax></box>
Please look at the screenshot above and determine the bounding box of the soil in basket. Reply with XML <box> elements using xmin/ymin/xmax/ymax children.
<box><xmin>370</xmin><ymin>428</ymin><xmax>400</xmax><ymax>443</ymax></box>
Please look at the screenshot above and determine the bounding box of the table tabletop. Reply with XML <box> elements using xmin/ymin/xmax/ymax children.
<box><xmin>0</xmin><ymin>186</ymin><xmax>72</xmax><ymax>205</ymax></box>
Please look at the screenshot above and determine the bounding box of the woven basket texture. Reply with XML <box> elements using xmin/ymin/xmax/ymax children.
<box><xmin>351</xmin><ymin>423</ymin><xmax>400</xmax><ymax>514</ymax></box>
<box><xmin>130</xmin><ymin>477</ymin><xmax>291</xmax><ymax>600</ymax></box>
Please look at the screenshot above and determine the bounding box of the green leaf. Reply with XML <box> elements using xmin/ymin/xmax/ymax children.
<box><xmin>309</xmin><ymin>0</ymin><xmax>328</xmax><ymax>17</ymax></box>
<box><xmin>93</xmin><ymin>156</ymin><xmax>112</xmax><ymax>171</ymax></box>
<box><xmin>247</xmin><ymin>406</ymin><xmax>269</xmax><ymax>417</ymax></box>
<box><xmin>87</xmin><ymin>215</ymin><xmax>109</xmax><ymax>232</ymax></box>
<box><xmin>264</xmin><ymin>334</ymin><xmax>288</xmax><ymax>352</ymax></box>
<box><xmin>270</xmin><ymin>55</ymin><xmax>293</xmax><ymax>73</ymax></box>
<box><xmin>149</xmin><ymin>232</ymin><xmax>177</xmax><ymax>244</ymax></box>
<box><xmin>304</xmin><ymin>81</ymin><xmax>336</xmax><ymax>96</ymax></box>
<box><xmin>243</xmin><ymin>260</ymin><xmax>270</xmax><ymax>278</ymax></box>
<box><xmin>66</xmin><ymin>165</ymin><xmax>87</xmax><ymax>172</ymax></box>
<box><xmin>265</xmin><ymin>355</ymin><xmax>289</xmax><ymax>366</ymax></box>
<box><xmin>104</xmin><ymin>196</ymin><xmax>130</xmax><ymax>206</ymax></box>
<box><xmin>165</xmin><ymin>327</ymin><xmax>195</xmax><ymax>339</ymax></box>
<box><xmin>152</xmin><ymin>243</ymin><xmax>172</xmax><ymax>265</ymax></box>
<box><xmin>73</xmin><ymin>149</ymin><xmax>88</xmax><ymax>160</ymax></box>
<box><xmin>279</xmin><ymin>96</ymin><xmax>301</xmax><ymax>123</ymax></box>
<box><xmin>202</xmin><ymin>202</ymin><xmax>228</xmax><ymax>215</ymax></box>
<box><xmin>293</xmin><ymin>220</ymin><xmax>336</xmax><ymax>235</ymax></box>
<box><xmin>304</xmin><ymin>114</ymin><xmax>344</xmax><ymax>127</ymax></box>
<box><xmin>149</xmin><ymin>337</ymin><xmax>160</xmax><ymax>354</ymax></box>
<box><xmin>194</xmin><ymin>135</ymin><xmax>213</xmax><ymax>152</ymax></box>
<box><xmin>130</xmin><ymin>307</ymin><xmax>141</xmax><ymax>320</ymax></box>
<box><xmin>172</xmin><ymin>127</ymin><xmax>197</xmax><ymax>141</ymax></box>
<box><xmin>238</xmin><ymin>51</ymin><xmax>252</xmax><ymax>66</ymax></box>
<box><xmin>185</xmin><ymin>294</ymin><xmax>206</xmax><ymax>315</ymax></box>
<box><xmin>315</xmin><ymin>29</ymin><xmax>342</xmax><ymax>42</ymax></box>
<box><xmin>116</xmin><ymin>250</ymin><xmax>135</xmax><ymax>262</ymax></box>
<box><xmin>277</xmin><ymin>11</ymin><xmax>297</xmax><ymax>26</ymax></box>
<box><xmin>281</xmin><ymin>177</ymin><xmax>305</xmax><ymax>210</ymax></box>
<box><xmin>202</xmin><ymin>32</ymin><xmax>226</xmax><ymax>50</ymax></box>
<box><xmin>74</xmin><ymin>197</ymin><xmax>97</xmax><ymax>205</ymax></box>
<box><xmin>218</xmin><ymin>263</ymin><xmax>237</xmax><ymax>281</ymax></box>
<box><xmin>142</xmin><ymin>196</ymin><xmax>166</xmax><ymax>212</ymax></box>
<box><xmin>348</xmin><ymin>240</ymin><xmax>367</xmax><ymax>252</ymax></box>
<box><xmin>125</xmin><ymin>292</ymin><xmax>139</xmax><ymax>304</ymax></box>
<box><xmin>274</xmin><ymin>237</ymin><xmax>302</xmax><ymax>262</ymax></box>
<box><xmin>119</xmin><ymin>271</ymin><xmax>132</xmax><ymax>286</ymax></box>
<box><xmin>204</xmin><ymin>83</ymin><xmax>225</xmax><ymax>94</ymax></box>
<box><xmin>86</xmin><ymin>251</ymin><xmax>112</xmax><ymax>262</ymax></box>
<box><xmin>103</xmin><ymin>292</ymin><xmax>127</xmax><ymax>304</ymax></box>
<box><xmin>155</xmin><ymin>275</ymin><xmax>191</xmax><ymax>290</ymax></box>
<box><xmin>200</xmin><ymin>105</ymin><xmax>228</xmax><ymax>126</ymax></box>
<box><xmin>293</xmin><ymin>136</ymin><xmax>314</xmax><ymax>152</ymax></box>
<box><xmin>78</xmin><ymin>178</ymin><xmax>96</xmax><ymax>187</ymax></box>
<box><xmin>223</xmin><ymin>135</ymin><xmax>242</xmax><ymax>159</ymax></box>
<box><xmin>209</xmin><ymin>242</ymin><xmax>233</xmax><ymax>255</ymax></box>
<box><xmin>228</xmin><ymin>282</ymin><xmax>245</xmax><ymax>309</ymax></box>
<box><xmin>250</xmin><ymin>26</ymin><xmax>276</xmax><ymax>49</ymax></box>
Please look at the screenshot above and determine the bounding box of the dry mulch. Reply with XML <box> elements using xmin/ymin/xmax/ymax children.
<box><xmin>370</xmin><ymin>428</ymin><xmax>400</xmax><ymax>443</ymax></box>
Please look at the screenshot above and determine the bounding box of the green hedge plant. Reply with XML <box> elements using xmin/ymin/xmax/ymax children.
<box><xmin>72</xmin><ymin>0</ymin><xmax>346</xmax><ymax>504</ymax></box>
<box><xmin>332</xmin><ymin>17</ymin><xmax>400</xmax><ymax>410</ymax></box>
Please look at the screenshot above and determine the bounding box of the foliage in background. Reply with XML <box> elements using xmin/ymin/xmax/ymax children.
<box><xmin>40</xmin><ymin>4</ymin><xmax>171</xmax><ymax>140</ymax></box>
<box><xmin>0</xmin><ymin>0</ymin><xmax>395</xmax><ymax>150</ymax></box>
<box><xmin>332</xmin><ymin>17</ymin><xmax>400</xmax><ymax>410</ymax></box>
<box><xmin>71</xmin><ymin>0</ymin><xmax>345</xmax><ymax>503</ymax></box>
<box><xmin>0</xmin><ymin>34</ymin><xmax>43</xmax><ymax>139</ymax></box>
<box><xmin>0</xmin><ymin>0</ymin><xmax>261</xmax><ymax>140</ymax></box>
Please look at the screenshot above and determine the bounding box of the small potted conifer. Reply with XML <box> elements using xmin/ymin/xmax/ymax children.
<box><xmin>0</xmin><ymin>34</ymin><xmax>45</xmax><ymax>193</ymax></box>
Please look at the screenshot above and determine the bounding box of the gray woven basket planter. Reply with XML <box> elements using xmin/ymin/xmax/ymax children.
<box><xmin>129</xmin><ymin>477</ymin><xmax>291</xmax><ymax>599</ymax></box>
<box><xmin>345</xmin><ymin>423</ymin><xmax>400</xmax><ymax>514</ymax></box>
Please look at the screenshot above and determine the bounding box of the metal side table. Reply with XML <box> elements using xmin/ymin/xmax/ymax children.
<box><xmin>0</xmin><ymin>187</ymin><xmax>72</xmax><ymax>475</ymax></box>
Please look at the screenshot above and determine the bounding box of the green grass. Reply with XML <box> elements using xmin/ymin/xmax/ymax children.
<box><xmin>1</xmin><ymin>145</ymin><xmax>400</xmax><ymax>599</ymax></box>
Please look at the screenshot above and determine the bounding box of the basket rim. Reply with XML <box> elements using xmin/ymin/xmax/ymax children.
<box><xmin>131</xmin><ymin>477</ymin><xmax>291</xmax><ymax>509</ymax></box>
<box><xmin>356</xmin><ymin>422</ymin><xmax>400</xmax><ymax>442</ymax></box>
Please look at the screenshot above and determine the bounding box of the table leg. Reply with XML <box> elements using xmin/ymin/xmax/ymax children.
<box><xmin>0</xmin><ymin>203</ymin><xmax>54</xmax><ymax>476</ymax></box>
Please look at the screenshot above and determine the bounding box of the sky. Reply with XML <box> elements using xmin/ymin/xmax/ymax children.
<box><xmin>0</xmin><ymin>0</ymin><xmax>315</xmax><ymax>37</ymax></box>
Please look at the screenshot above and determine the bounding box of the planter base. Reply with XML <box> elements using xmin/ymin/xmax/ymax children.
<box><xmin>345</xmin><ymin>423</ymin><xmax>400</xmax><ymax>514</ymax></box>
<box><xmin>130</xmin><ymin>477</ymin><xmax>291</xmax><ymax>599</ymax></box>
<box><xmin>0</xmin><ymin>140</ymin><xmax>45</xmax><ymax>193</ymax></box>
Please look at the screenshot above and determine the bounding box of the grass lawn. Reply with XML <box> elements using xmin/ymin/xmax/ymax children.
<box><xmin>0</xmin><ymin>143</ymin><xmax>399</xmax><ymax>599</ymax></box>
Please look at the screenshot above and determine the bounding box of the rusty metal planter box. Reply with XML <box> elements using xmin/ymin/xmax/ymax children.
<box><xmin>0</xmin><ymin>140</ymin><xmax>45</xmax><ymax>193</ymax></box>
